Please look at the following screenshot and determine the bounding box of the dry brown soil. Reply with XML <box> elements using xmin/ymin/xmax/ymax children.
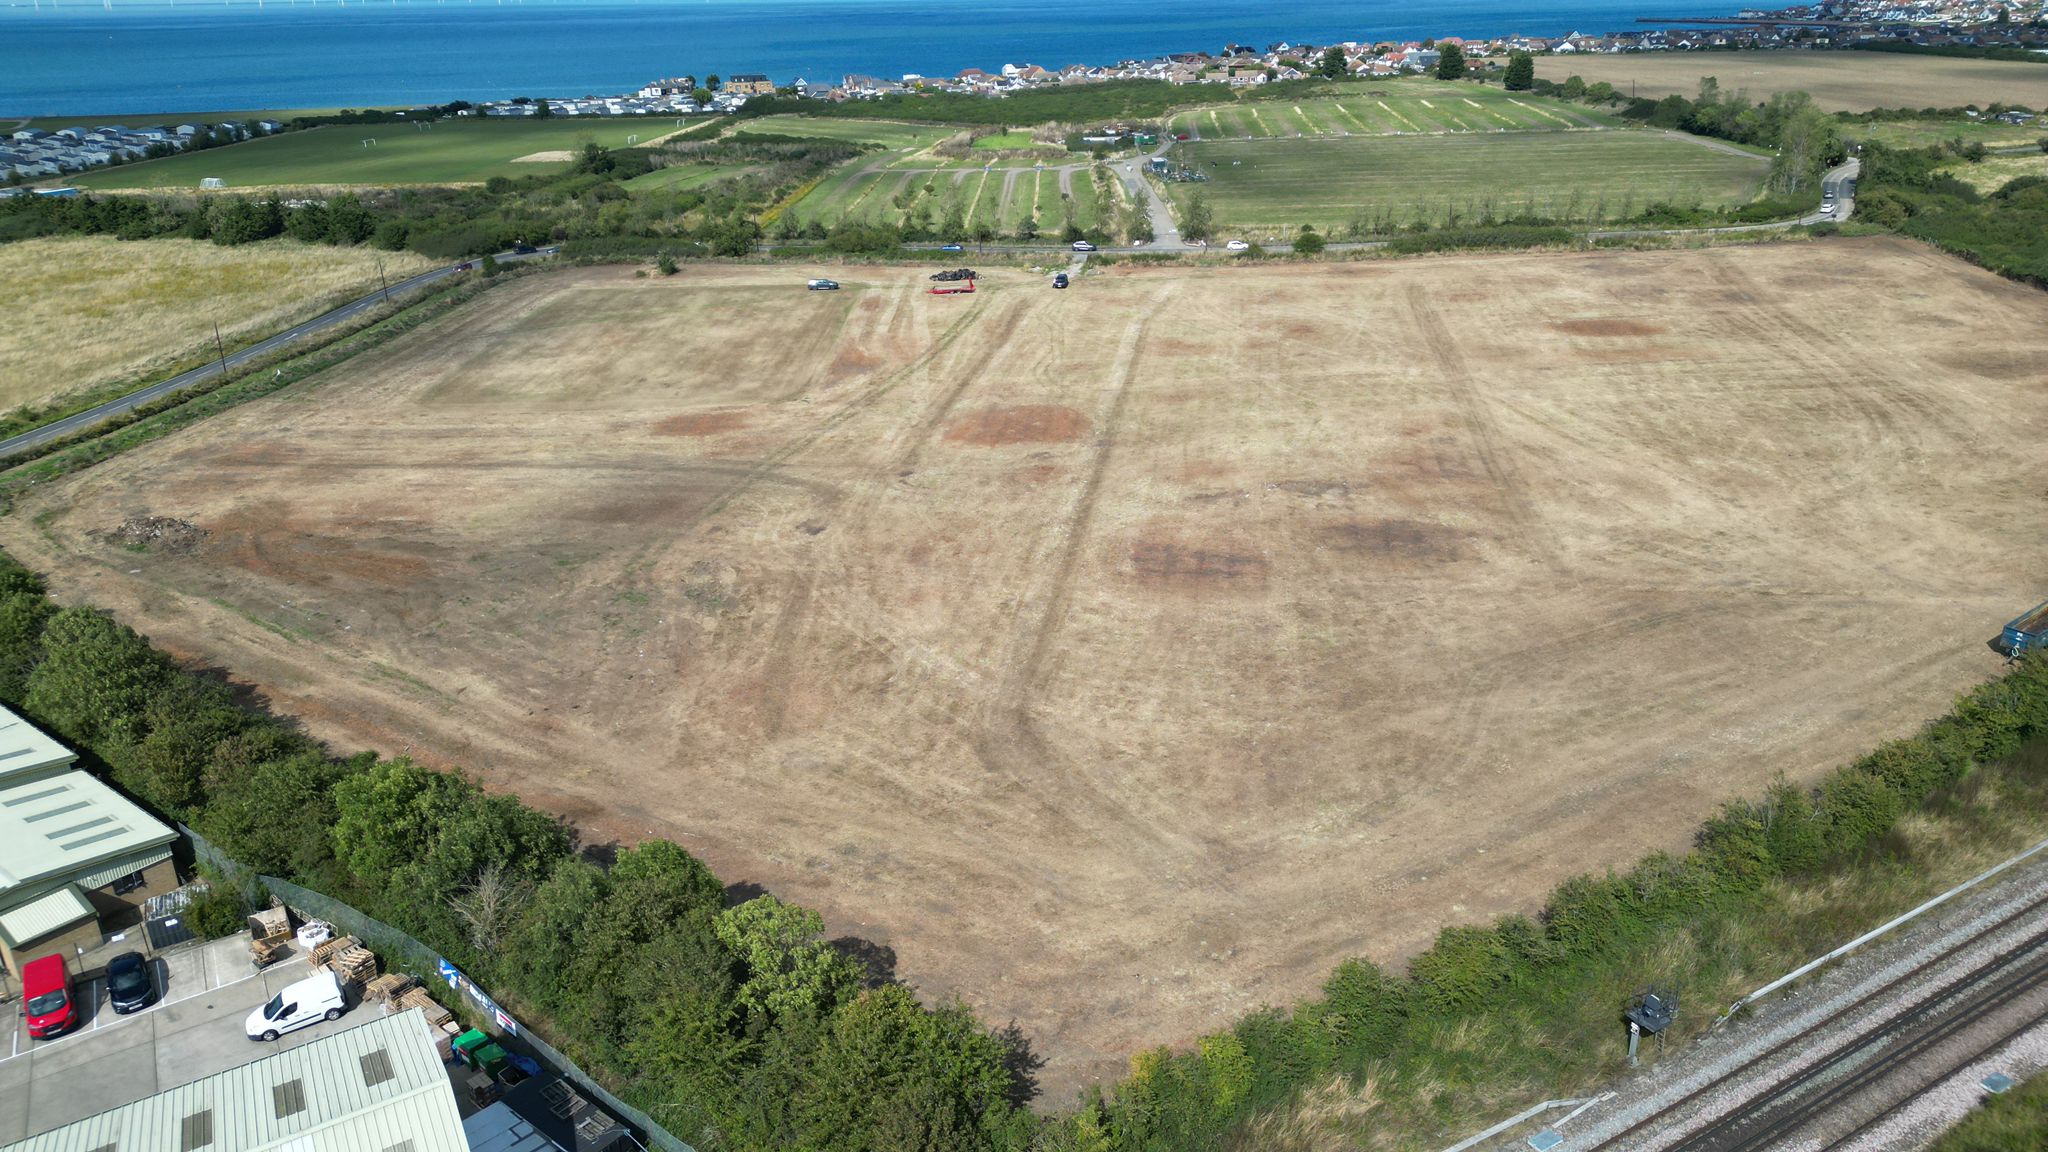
<box><xmin>1534</xmin><ymin>50</ymin><xmax>2048</xmax><ymax>112</ymax></box>
<box><xmin>8</xmin><ymin>240</ymin><xmax>2048</xmax><ymax>1099</ymax></box>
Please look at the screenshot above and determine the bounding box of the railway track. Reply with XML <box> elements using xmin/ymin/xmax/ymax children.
<box><xmin>1579</xmin><ymin>888</ymin><xmax>2048</xmax><ymax>1151</ymax></box>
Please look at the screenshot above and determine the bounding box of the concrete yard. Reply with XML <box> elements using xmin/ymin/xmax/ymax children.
<box><xmin>0</xmin><ymin>937</ymin><xmax>377</xmax><ymax>1142</ymax></box>
<box><xmin>7</xmin><ymin>237</ymin><xmax>2048</xmax><ymax>1096</ymax></box>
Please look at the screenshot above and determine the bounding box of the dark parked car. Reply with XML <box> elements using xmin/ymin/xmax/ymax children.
<box><xmin>1053</xmin><ymin>273</ymin><xmax>1069</xmax><ymax>289</ymax></box>
<box><xmin>512</xmin><ymin>243</ymin><xmax>538</xmax><ymax>255</ymax></box>
<box><xmin>106</xmin><ymin>951</ymin><xmax>156</xmax><ymax>1014</ymax></box>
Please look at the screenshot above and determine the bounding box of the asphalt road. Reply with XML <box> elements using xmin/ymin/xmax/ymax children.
<box><xmin>0</xmin><ymin>246</ymin><xmax>559</xmax><ymax>461</ymax></box>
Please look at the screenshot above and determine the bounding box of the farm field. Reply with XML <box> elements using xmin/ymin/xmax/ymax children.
<box><xmin>1166</xmin><ymin>130</ymin><xmax>1770</xmax><ymax>236</ymax></box>
<box><xmin>69</xmin><ymin>118</ymin><xmax>680</xmax><ymax>188</ymax></box>
<box><xmin>8</xmin><ymin>238</ymin><xmax>2045</xmax><ymax>1096</ymax></box>
<box><xmin>0</xmin><ymin>236</ymin><xmax>434</xmax><ymax>414</ymax></box>
<box><xmin>786</xmin><ymin>161</ymin><xmax>1105</xmax><ymax>235</ymax></box>
<box><xmin>1534</xmin><ymin>50</ymin><xmax>2048</xmax><ymax>112</ymax></box>
<box><xmin>1169</xmin><ymin>82</ymin><xmax>1615</xmax><ymax>138</ymax></box>
<box><xmin>1844</xmin><ymin>116</ymin><xmax>2048</xmax><ymax>149</ymax></box>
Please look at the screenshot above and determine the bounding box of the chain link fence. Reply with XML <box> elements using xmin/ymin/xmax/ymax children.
<box><xmin>178</xmin><ymin>825</ymin><xmax>693</xmax><ymax>1152</ymax></box>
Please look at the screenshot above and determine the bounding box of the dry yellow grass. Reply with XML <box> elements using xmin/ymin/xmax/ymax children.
<box><xmin>1941</xmin><ymin>151</ymin><xmax>2048</xmax><ymax>193</ymax></box>
<box><xmin>0</xmin><ymin>237</ymin><xmax>434</xmax><ymax>414</ymax></box>
<box><xmin>1534</xmin><ymin>51</ymin><xmax>2048</xmax><ymax>112</ymax></box>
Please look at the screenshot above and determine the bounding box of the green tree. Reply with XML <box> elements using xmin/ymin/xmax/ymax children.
<box><xmin>574</xmin><ymin>141</ymin><xmax>617</xmax><ymax>175</ymax></box>
<box><xmin>1317</xmin><ymin>46</ymin><xmax>1348</xmax><ymax>80</ymax></box>
<box><xmin>656</xmin><ymin>251</ymin><xmax>679</xmax><ymax>275</ymax></box>
<box><xmin>480</xmin><ymin>253</ymin><xmax>499</xmax><ymax>277</ymax></box>
<box><xmin>706</xmin><ymin>74</ymin><xmax>721</xmax><ymax>90</ymax></box>
<box><xmin>1018</xmin><ymin>213</ymin><xmax>1039</xmax><ymax>240</ymax></box>
<box><xmin>1181</xmin><ymin>190</ymin><xmax>1214</xmax><ymax>241</ymax></box>
<box><xmin>325</xmin><ymin>193</ymin><xmax>376</xmax><ymax>244</ymax></box>
<box><xmin>1293</xmin><ymin>225</ymin><xmax>1326</xmax><ymax>254</ymax></box>
<box><xmin>1504</xmin><ymin>51</ymin><xmax>1536</xmax><ymax>91</ymax></box>
<box><xmin>24</xmin><ymin>605</ymin><xmax>173</xmax><ymax>747</ymax></box>
<box><xmin>534</xmin><ymin>99</ymin><xmax>552</xmax><ymax>119</ymax></box>
<box><xmin>715</xmin><ymin>894</ymin><xmax>859</xmax><ymax>1022</ymax></box>
<box><xmin>1435</xmin><ymin>43</ymin><xmax>1467</xmax><ymax>80</ymax></box>
<box><xmin>197</xmin><ymin>747</ymin><xmax>351</xmax><ymax>877</ymax></box>
<box><xmin>0</xmin><ymin>590</ymin><xmax>54</xmax><ymax>706</ymax></box>
<box><xmin>796</xmin><ymin>986</ymin><xmax>1020</xmax><ymax>1152</ymax></box>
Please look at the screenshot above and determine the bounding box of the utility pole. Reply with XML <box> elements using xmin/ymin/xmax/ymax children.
<box><xmin>213</xmin><ymin>321</ymin><xmax>228</xmax><ymax>375</ymax></box>
<box><xmin>377</xmin><ymin>257</ymin><xmax>391</xmax><ymax>303</ymax></box>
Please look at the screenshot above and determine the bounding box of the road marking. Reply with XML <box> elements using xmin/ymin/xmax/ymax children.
<box><xmin>0</xmin><ymin>951</ymin><xmax>298</xmax><ymax>1067</ymax></box>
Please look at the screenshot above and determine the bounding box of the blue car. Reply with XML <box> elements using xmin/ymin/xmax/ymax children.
<box><xmin>941</xmin><ymin>243</ymin><xmax>963</xmax><ymax>252</ymax></box>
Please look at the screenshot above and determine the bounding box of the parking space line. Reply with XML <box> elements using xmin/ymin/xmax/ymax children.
<box><xmin>0</xmin><ymin>952</ymin><xmax>297</xmax><ymax>1068</ymax></box>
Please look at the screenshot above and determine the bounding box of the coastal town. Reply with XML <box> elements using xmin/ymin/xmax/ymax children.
<box><xmin>5</xmin><ymin>0</ymin><xmax>2043</xmax><ymax>183</ymax></box>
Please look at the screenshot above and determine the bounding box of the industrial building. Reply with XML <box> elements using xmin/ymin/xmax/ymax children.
<box><xmin>0</xmin><ymin>705</ymin><xmax>179</xmax><ymax>983</ymax></box>
<box><xmin>2</xmin><ymin>1007</ymin><xmax>466</xmax><ymax>1152</ymax></box>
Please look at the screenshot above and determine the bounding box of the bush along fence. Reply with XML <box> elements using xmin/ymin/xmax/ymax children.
<box><xmin>182</xmin><ymin>823</ymin><xmax>693</xmax><ymax>1152</ymax></box>
<box><xmin>4</xmin><ymin>545</ymin><xmax>2048</xmax><ymax>1151</ymax></box>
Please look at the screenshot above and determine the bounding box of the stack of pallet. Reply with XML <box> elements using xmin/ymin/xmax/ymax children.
<box><xmin>432</xmin><ymin>1019</ymin><xmax>462</xmax><ymax>1062</ymax></box>
<box><xmin>309</xmin><ymin>934</ymin><xmax>358</xmax><ymax>968</ymax></box>
<box><xmin>394</xmin><ymin>985</ymin><xmax>455</xmax><ymax>1031</ymax></box>
<box><xmin>363</xmin><ymin>972</ymin><xmax>417</xmax><ymax>1005</ymax></box>
<box><xmin>317</xmin><ymin>937</ymin><xmax>379</xmax><ymax>994</ymax></box>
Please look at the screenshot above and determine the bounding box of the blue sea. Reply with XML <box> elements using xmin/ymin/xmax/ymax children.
<box><xmin>0</xmin><ymin>0</ymin><xmax>1747</xmax><ymax>117</ymax></box>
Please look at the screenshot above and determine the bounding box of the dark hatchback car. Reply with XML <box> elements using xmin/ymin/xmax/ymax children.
<box><xmin>106</xmin><ymin>951</ymin><xmax>157</xmax><ymax>1014</ymax></box>
<box><xmin>1052</xmin><ymin>273</ymin><xmax>1069</xmax><ymax>289</ymax></box>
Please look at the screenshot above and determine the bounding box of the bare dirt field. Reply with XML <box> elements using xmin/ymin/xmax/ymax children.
<box><xmin>7</xmin><ymin>239</ymin><xmax>2047</xmax><ymax>1098</ymax></box>
<box><xmin>1535</xmin><ymin>50</ymin><xmax>2048</xmax><ymax>111</ymax></box>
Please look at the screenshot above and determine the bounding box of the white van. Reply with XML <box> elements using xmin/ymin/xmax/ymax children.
<box><xmin>246</xmin><ymin>970</ymin><xmax>346</xmax><ymax>1041</ymax></box>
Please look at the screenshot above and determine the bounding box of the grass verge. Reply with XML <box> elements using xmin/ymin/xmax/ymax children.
<box><xmin>0</xmin><ymin>268</ymin><xmax>520</xmax><ymax>504</ymax></box>
<box><xmin>1928</xmin><ymin>1069</ymin><xmax>2048</xmax><ymax>1151</ymax></box>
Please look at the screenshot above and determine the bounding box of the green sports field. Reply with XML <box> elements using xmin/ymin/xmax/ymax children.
<box><xmin>1167</xmin><ymin>82</ymin><xmax>1616</xmax><ymax>140</ymax></box>
<box><xmin>71</xmin><ymin>119</ymin><xmax>677</xmax><ymax>188</ymax></box>
<box><xmin>1167</xmin><ymin>130</ymin><xmax>1771</xmax><ymax>236</ymax></box>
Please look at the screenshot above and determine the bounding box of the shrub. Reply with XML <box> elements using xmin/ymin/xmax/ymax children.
<box><xmin>185</xmin><ymin>880</ymin><xmax>250</xmax><ymax>940</ymax></box>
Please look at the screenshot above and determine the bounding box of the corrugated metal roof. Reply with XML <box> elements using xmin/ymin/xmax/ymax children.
<box><xmin>0</xmin><ymin>769</ymin><xmax>177</xmax><ymax>896</ymax></box>
<box><xmin>0</xmin><ymin>884</ymin><xmax>93</xmax><ymax>949</ymax></box>
<box><xmin>0</xmin><ymin>705</ymin><xmax>77</xmax><ymax>786</ymax></box>
<box><xmin>72</xmin><ymin>848</ymin><xmax>173</xmax><ymax>893</ymax></box>
<box><xmin>464</xmin><ymin>1102</ymin><xmax>563</xmax><ymax>1152</ymax></box>
<box><xmin>7</xmin><ymin>1008</ymin><xmax>468</xmax><ymax>1152</ymax></box>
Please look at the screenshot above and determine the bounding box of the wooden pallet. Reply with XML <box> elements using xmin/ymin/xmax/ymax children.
<box><xmin>309</xmin><ymin>935</ymin><xmax>359</xmax><ymax>967</ymax></box>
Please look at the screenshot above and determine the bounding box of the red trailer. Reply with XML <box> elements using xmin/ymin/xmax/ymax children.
<box><xmin>929</xmin><ymin>280</ymin><xmax>976</xmax><ymax>295</ymax></box>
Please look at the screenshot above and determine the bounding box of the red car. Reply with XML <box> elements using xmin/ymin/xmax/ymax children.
<box><xmin>22</xmin><ymin>953</ymin><xmax>78</xmax><ymax>1039</ymax></box>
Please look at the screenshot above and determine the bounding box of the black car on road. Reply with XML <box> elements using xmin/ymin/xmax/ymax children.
<box><xmin>106</xmin><ymin>951</ymin><xmax>157</xmax><ymax>1014</ymax></box>
<box><xmin>1053</xmin><ymin>273</ymin><xmax>1069</xmax><ymax>289</ymax></box>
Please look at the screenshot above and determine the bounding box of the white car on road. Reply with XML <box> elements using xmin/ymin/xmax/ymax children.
<box><xmin>1226</xmin><ymin>240</ymin><xmax>1251</xmax><ymax>251</ymax></box>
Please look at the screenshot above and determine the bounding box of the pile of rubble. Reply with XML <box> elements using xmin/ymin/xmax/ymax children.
<box><xmin>106</xmin><ymin>514</ymin><xmax>209</xmax><ymax>554</ymax></box>
<box><xmin>930</xmin><ymin>268</ymin><xmax>978</xmax><ymax>282</ymax></box>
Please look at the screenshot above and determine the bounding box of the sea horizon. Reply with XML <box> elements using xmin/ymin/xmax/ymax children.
<box><xmin>0</xmin><ymin>0</ymin><xmax>1752</xmax><ymax>118</ymax></box>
